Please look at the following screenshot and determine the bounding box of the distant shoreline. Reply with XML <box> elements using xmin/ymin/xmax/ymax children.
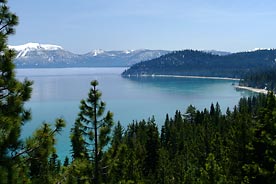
<box><xmin>234</xmin><ymin>85</ymin><xmax>268</xmax><ymax>94</ymax></box>
<box><xmin>126</xmin><ymin>74</ymin><xmax>240</xmax><ymax>81</ymax></box>
<box><xmin>125</xmin><ymin>74</ymin><xmax>271</xmax><ymax>94</ymax></box>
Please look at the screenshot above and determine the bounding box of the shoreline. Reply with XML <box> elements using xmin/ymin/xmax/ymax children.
<box><xmin>235</xmin><ymin>85</ymin><xmax>268</xmax><ymax>94</ymax></box>
<box><xmin>126</xmin><ymin>74</ymin><xmax>270</xmax><ymax>94</ymax></box>
<box><xmin>128</xmin><ymin>74</ymin><xmax>240</xmax><ymax>81</ymax></box>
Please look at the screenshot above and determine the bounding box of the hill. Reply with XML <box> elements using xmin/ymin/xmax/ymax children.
<box><xmin>122</xmin><ymin>49</ymin><xmax>276</xmax><ymax>78</ymax></box>
<box><xmin>9</xmin><ymin>43</ymin><xmax>169</xmax><ymax>68</ymax></box>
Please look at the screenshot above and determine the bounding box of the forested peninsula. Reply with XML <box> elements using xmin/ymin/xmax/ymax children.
<box><xmin>122</xmin><ymin>49</ymin><xmax>276</xmax><ymax>92</ymax></box>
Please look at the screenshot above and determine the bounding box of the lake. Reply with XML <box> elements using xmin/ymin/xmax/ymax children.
<box><xmin>16</xmin><ymin>67</ymin><xmax>255</xmax><ymax>160</ymax></box>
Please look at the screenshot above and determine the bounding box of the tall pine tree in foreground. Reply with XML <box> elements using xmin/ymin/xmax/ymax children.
<box><xmin>0</xmin><ymin>0</ymin><xmax>33</xmax><ymax>182</ymax></box>
<box><xmin>0</xmin><ymin>1</ymin><xmax>66</xmax><ymax>183</ymax></box>
<box><xmin>71</xmin><ymin>80</ymin><xmax>113</xmax><ymax>184</ymax></box>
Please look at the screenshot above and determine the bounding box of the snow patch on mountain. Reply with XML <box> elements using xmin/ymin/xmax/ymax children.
<box><xmin>248</xmin><ymin>48</ymin><xmax>275</xmax><ymax>52</ymax></box>
<box><xmin>91</xmin><ymin>49</ymin><xmax>105</xmax><ymax>56</ymax></box>
<box><xmin>123</xmin><ymin>50</ymin><xmax>134</xmax><ymax>54</ymax></box>
<box><xmin>9</xmin><ymin>43</ymin><xmax>63</xmax><ymax>58</ymax></box>
<box><xmin>9</xmin><ymin>42</ymin><xmax>63</xmax><ymax>51</ymax></box>
<box><xmin>9</xmin><ymin>43</ymin><xmax>170</xmax><ymax>67</ymax></box>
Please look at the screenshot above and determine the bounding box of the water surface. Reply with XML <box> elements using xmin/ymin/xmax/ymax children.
<box><xmin>16</xmin><ymin>67</ymin><xmax>254</xmax><ymax>160</ymax></box>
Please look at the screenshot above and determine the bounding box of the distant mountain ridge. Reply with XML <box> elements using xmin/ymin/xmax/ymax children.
<box><xmin>203</xmin><ymin>50</ymin><xmax>231</xmax><ymax>56</ymax></box>
<box><xmin>9</xmin><ymin>43</ymin><xmax>63</xmax><ymax>58</ymax></box>
<box><xmin>8</xmin><ymin>43</ymin><xmax>170</xmax><ymax>68</ymax></box>
<box><xmin>122</xmin><ymin>49</ymin><xmax>276</xmax><ymax>78</ymax></box>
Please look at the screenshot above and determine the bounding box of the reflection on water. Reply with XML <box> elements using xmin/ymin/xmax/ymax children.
<box><xmin>16</xmin><ymin>68</ymin><xmax>255</xmax><ymax>160</ymax></box>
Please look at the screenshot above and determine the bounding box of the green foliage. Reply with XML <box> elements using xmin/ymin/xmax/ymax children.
<box><xmin>102</xmin><ymin>93</ymin><xmax>276</xmax><ymax>183</ymax></box>
<box><xmin>0</xmin><ymin>1</ymin><xmax>34</xmax><ymax>183</ymax></box>
<box><xmin>122</xmin><ymin>49</ymin><xmax>276</xmax><ymax>78</ymax></box>
<box><xmin>70</xmin><ymin>119</ymin><xmax>88</xmax><ymax>160</ymax></box>
<box><xmin>240</xmin><ymin>68</ymin><xmax>276</xmax><ymax>92</ymax></box>
<box><xmin>0</xmin><ymin>3</ymin><xmax>67</xmax><ymax>183</ymax></box>
<box><xmin>25</xmin><ymin>119</ymin><xmax>65</xmax><ymax>184</ymax></box>
<box><xmin>62</xmin><ymin>158</ymin><xmax>92</xmax><ymax>184</ymax></box>
<box><xmin>70</xmin><ymin>80</ymin><xmax>114</xmax><ymax>184</ymax></box>
<box><xmin>199</xmin><ymin>153</ymin><xmax>227</xmax><ymax>184</ymax></box>
<box><xmin>243</xmin><ymin>92</ymin><xmax>276</xmax><ymax>183</ymax></box>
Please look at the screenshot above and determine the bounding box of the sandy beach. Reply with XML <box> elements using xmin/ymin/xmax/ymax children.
<box><xmin>235</xmin><ymin>85</ymin><xmax>268</xmax><ymax>94</ymax></box>
<box><xmin>128</xmin><ymin>74</ymin><xmax>270</xmax><ymax>94</ymax></box>
<box><xmin>138</xmin><ymin>74</ymin><xmax>240</xmax><ymax>81</ymax></box>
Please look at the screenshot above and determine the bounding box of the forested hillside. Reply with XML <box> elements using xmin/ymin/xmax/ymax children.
<box><xmin>240</xmin><ymin>68</ymin><xmax>276</xmax><ymax>92</ymax></box>
<box><xmin>122</xmin><ymin>49</ymin><xmax>276</xmax><ymax>78</ymax></box>
<box><xmin>3</xmin><ymin>70</ymin><xmax>276</xmax><ymax>183</ymax></box>
<box><xmin>2</xmin><ymin>0</ymin><xmax>276</xmax><ymax>183</ymax></box>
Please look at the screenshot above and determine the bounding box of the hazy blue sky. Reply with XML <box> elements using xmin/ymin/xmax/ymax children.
<box><xmin>8</xmin><ymin>0</ymin><xmax>276</xmax><ymax>54</ymax></box>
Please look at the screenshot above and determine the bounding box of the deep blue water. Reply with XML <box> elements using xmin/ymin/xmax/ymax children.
<box><xmin>16</xmin><ymin>67</ymin><xmax>255</xmax><ymax>160</ymax></box>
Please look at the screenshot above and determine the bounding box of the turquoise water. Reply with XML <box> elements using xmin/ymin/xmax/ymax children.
<box><xmin>16</xmin><ymin>67</ymin><xmax>254</xmax><ymax>160</ymax></box>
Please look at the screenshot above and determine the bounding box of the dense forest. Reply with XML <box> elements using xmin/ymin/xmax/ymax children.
<box><xmin>122</xmin><ymin>49</ymin><xmax>276</xmax><ymax>79</ymax></box>
<box><xmin>240</xmin><ymin>68</ymin><xmax>276</xmax><ymax>93</ymax></box>
<box><xmin>65</xmin><ymin>91</ymin><xmax>276</xmax><ymax>184</ymax></box>
<box><xmin>3</xmin><ymin>72</ymin><xmax>276</xmax><ymax>183</ymax></box>
<box><xmin>1</xmin><ymin>1</ymin><xmax>276</xmax><ymax>183</ymax></box>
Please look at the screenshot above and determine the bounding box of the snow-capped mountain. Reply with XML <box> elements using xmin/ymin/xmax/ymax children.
<box><xmin>10</xmin><ymin>42</ymin><xmax>62</xmax><ymax>51</ymax></box>
<box><xmin>9</xmin><ymin>43</ymin><xmax>170</xmax><ymax>68</ymax></box>
<box><xmin>248</xmin><ymin>48</ymin><xmax>275</xmax><ymax>52</ymax></box>
<box><xmin>90</xmin><ymin>49</ymin><xmax>105</xmax><ymax>56</ymax></box>
<box><xmin>84</xmin><ymin>49</ymin><xmax>170</xmax><ymax>66</ymax></box>
<box><xmin>9</xmin><ymin>43</ymin><xmax>81</xmax><ymax>67</ymax></box>
<box><xmin>9</xmin><ymin>43</ymin><xmax>63</xmax><ymax>58</ymax></box>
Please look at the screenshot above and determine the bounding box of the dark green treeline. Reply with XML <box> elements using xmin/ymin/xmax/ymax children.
<box><xmin>62</xmin><ymin>91</ymin><xmax>276</xmax><ymax>184</ymax></box>
<box><xmin>240</xmin><ymin>68</ymin><xmax>276</xmax><ymax>93</ymax></box>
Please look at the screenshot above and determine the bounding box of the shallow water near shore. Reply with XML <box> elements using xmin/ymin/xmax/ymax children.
<box><xmin>16</xmin><ymin>67</ymin><xmax>256</xmax><ymax>160</ymax></box>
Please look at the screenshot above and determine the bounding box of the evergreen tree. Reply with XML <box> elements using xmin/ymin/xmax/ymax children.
<box><xmin>70</xmin><ymin>119</ymin><xmax>88</xmax><ymax>160</ymax></box>
<box><xmin>72</xmin><ymin>80</ymin><xmax>114</xmax><ymax>184</ymax></box>
<box><xmin>143</xmin><ymin>118</ymin><xmax>159</xmax><ymax>178</ymax></box>
<box><xmin>26</xmin><ymin>119</ymin><xmax>65</xmax><ymax>184</ymax></box>
<box><xmin>157</xmin><ymin>148</ymin><xmax>173</xmax><ymax>184</ymax></box>
<box><xmin>63</xmin><ymin>156</ymin><xmax>69</xmax><ymax>167</ymax></box>
<box><xmin>110</xmin><ymin>121</ymin><xmax>124</xmax><ymax>155</ymax></box>
<box><xmin>243</xmin><ymin>92</ymin><xmax>276</xmax><ymax>183</ymax></box>
<box><xmin>199</xmin><ymin>153</ymin><xmax>227</xmax><ymax>184</ymax></box>
<box><xmin>0</xmin><ymin>0</ymin><xmax>33</xmax><ymax>182</ymax></box>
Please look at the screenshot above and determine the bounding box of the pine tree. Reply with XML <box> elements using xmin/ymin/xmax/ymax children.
<box><xmin>0</xmin><ymin>0</ymin><xmax>33</xmax><ymax>183</ymax></box>
<box><xmin>143</xmin><ymin>118</ymin><xmax>159</xmax><ymax>178</ymax></box>
<box><xmin>243</xmin><ymin>92</ymin><xmax>276</xmax><ymax>183</ymax></box>
<box><xmin>199</xmin><ymin>153</ymin><xmax>227</xmax><ymax>184</ymax></box>
<box><xmin>73</xmin><ymin>80</ymin><xmax>113</xmax><ymax>184</ymax></box>
<box><xmin>26</xmin><ymin>119</ymin><xmax>65</xmax><ymax>184</ymax></box>
<box><xmin>70</xmin><ymin>119</ymin><xmax>88</xmax><ymax>160</ymax></box>
<box><xmin>110</xmin><ymin>121</ymin><xmax>124</xmax><ymax>155</ymax></box>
